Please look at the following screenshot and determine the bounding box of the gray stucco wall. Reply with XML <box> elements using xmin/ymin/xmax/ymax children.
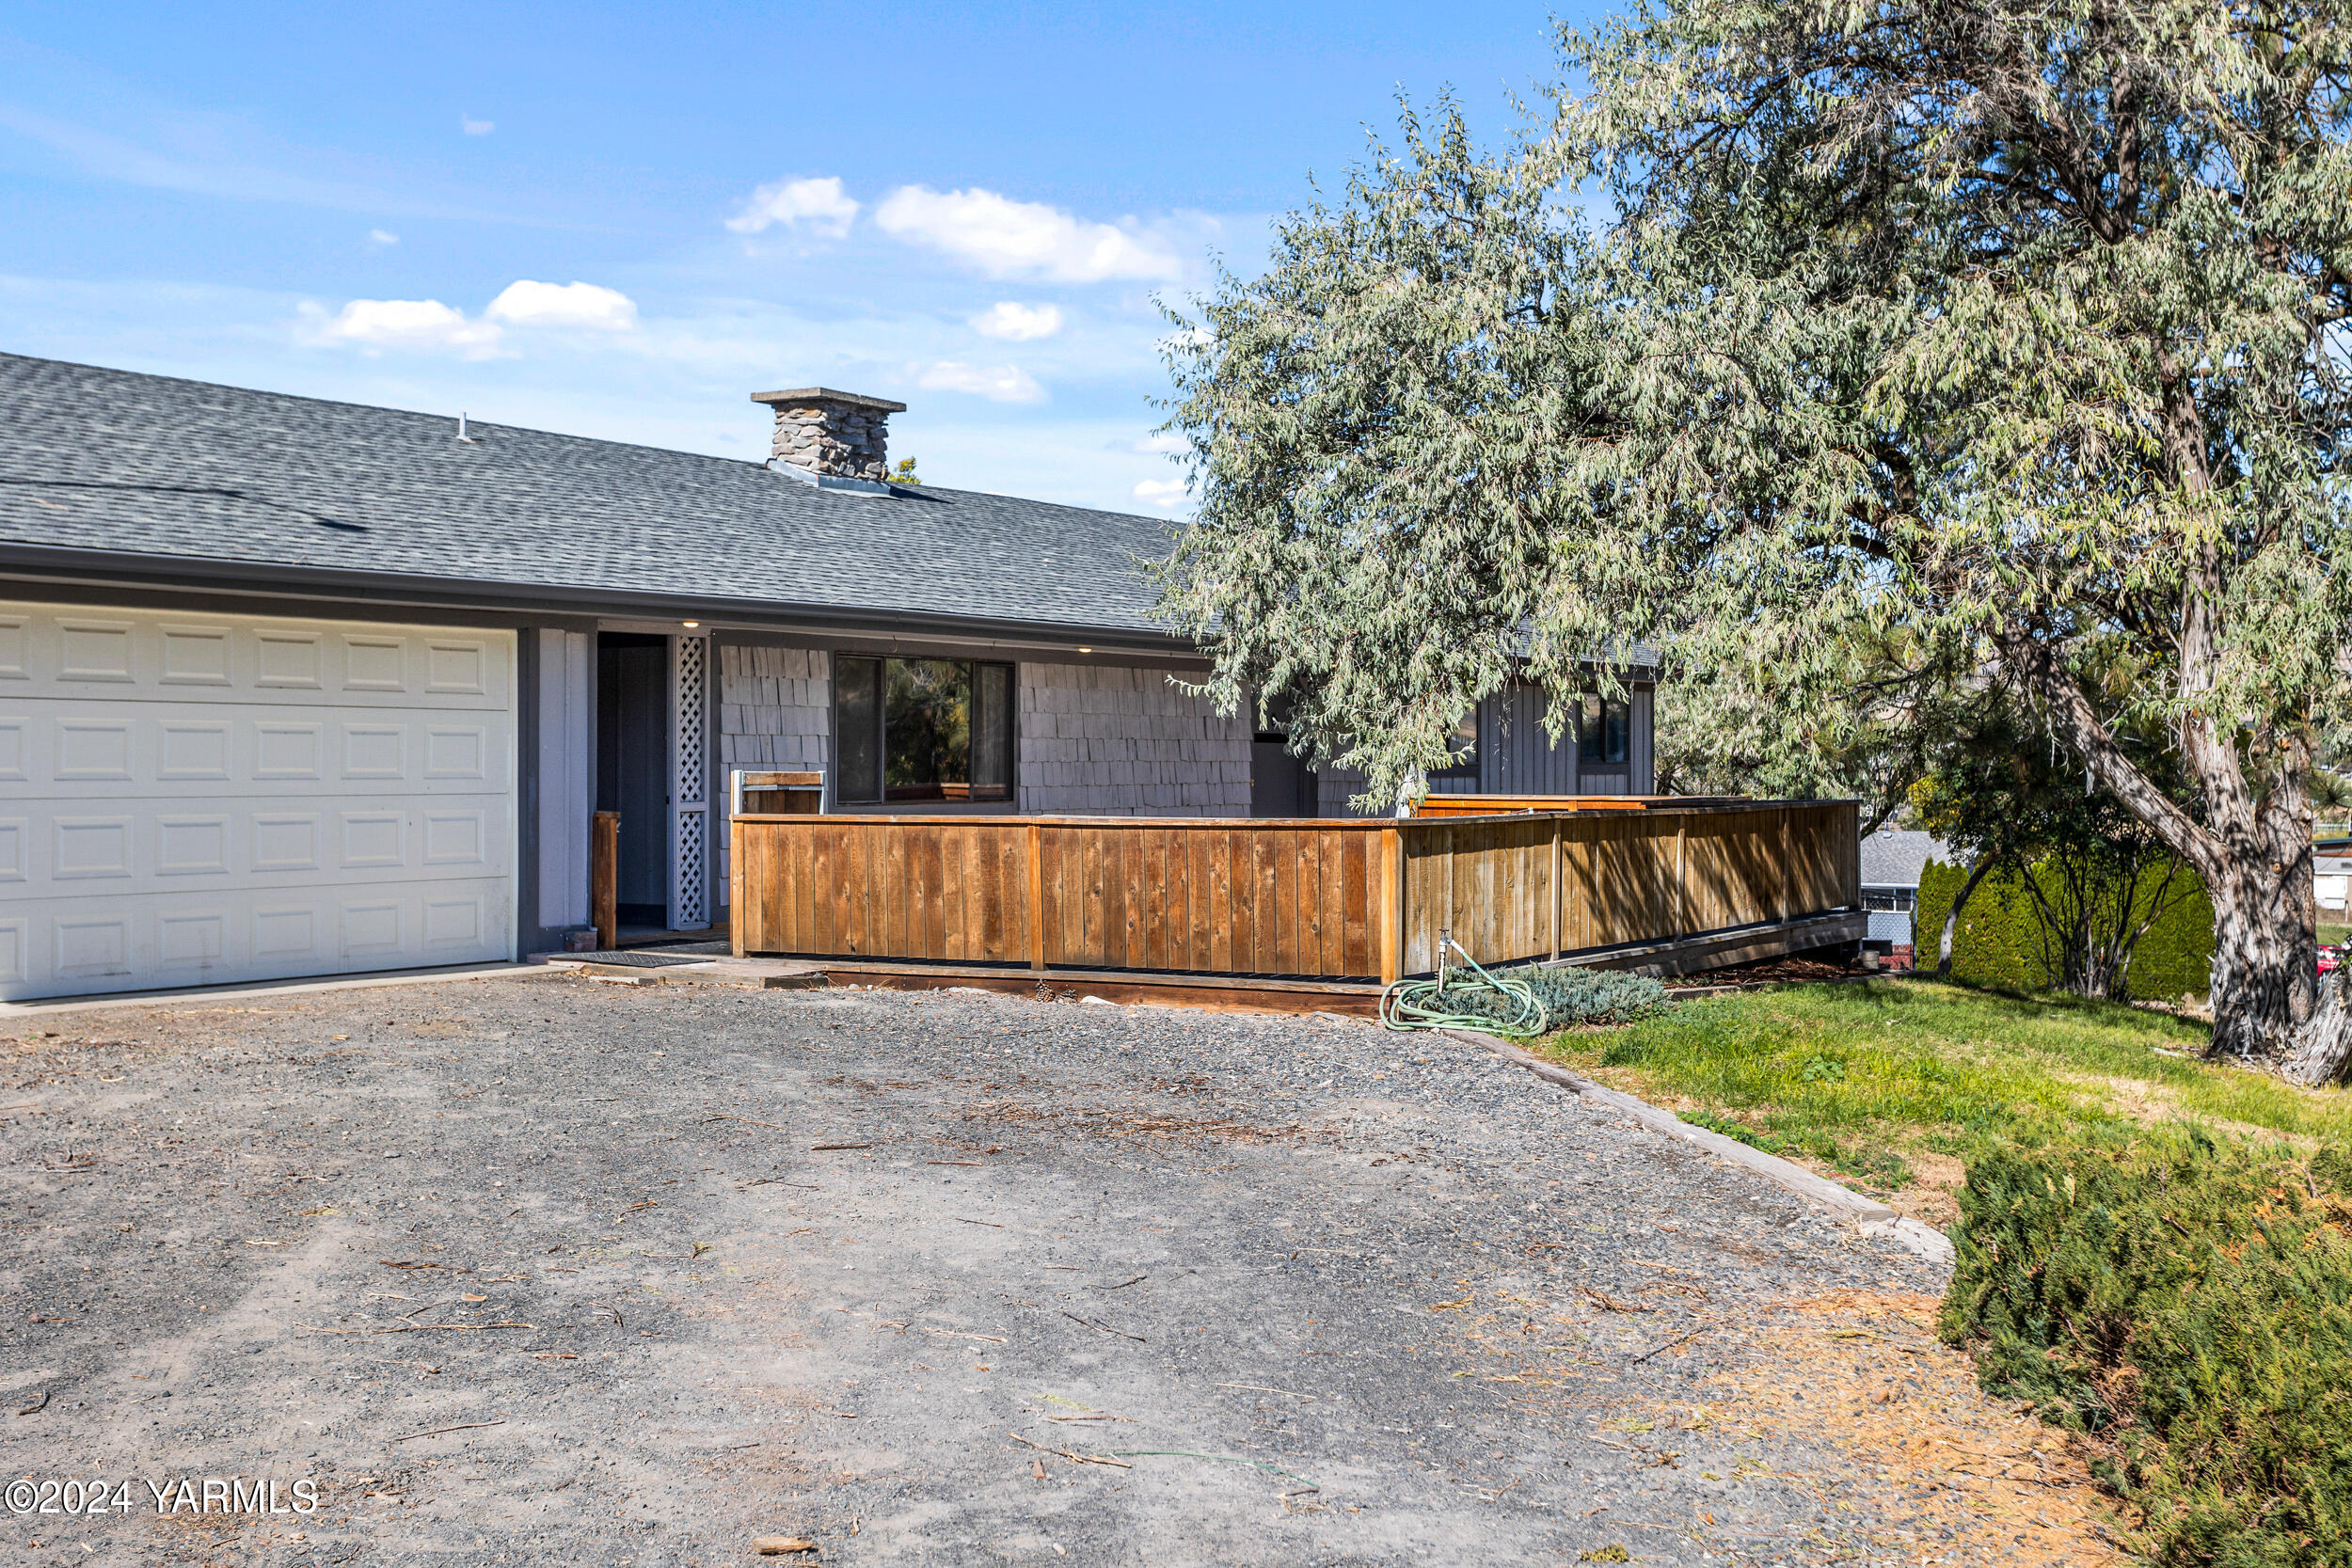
<box><xmin>1017</xmin><ymin>662</ymin><xmax>1251</xmax><ymax>816</ymax></box>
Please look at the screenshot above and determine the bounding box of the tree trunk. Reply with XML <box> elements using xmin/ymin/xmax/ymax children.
<box><xmin>2022</xmin><ymin>647</ymin><xmax>2338</xmax><ymax>1080</ymax></box>
<box><xmin>2275</xmin><ymin>971</ymin><xmax>2352</xmax><ymax>1087</ymax></box>
<box><xmin>2204</xmin><ymin>854</ymin><xmax>2321</xmax><ymax>1065</ymax></box>
<box><xmin>1935</xmin><ymin>857</ymin><xmax>1995</xmax><ymax>981</ymax></box>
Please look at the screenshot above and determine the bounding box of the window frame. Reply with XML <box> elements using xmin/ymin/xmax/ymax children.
<box><xmin>1428</xmin><ymin>705</ymin><xmax>1481</xmax><ymax>784</ymax></box>
<box><xmin>830</xmin><ymin>654</ymin><xmax>1018</xmax><ymax>807</ymax></box>
<box><xmin>1578</xmin><ymin>691</ymin><xmax>1630</xmax><ymax>767</ymax></box>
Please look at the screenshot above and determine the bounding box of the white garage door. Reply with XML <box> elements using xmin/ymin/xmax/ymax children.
<box><xmin>0</xmin><ymin>600</ymin><xmax>515</xmax><ymax>1001</ymax></box>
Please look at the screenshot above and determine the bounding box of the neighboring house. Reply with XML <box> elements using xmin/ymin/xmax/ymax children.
<box><xmin>2319</xmin><ymin>837</ymin><xmax>2352</xmax><ymax>919</ymax></box>
<box><xmin>0</xmin><ymin>353</ymin><xmax>1655</xmax><ymax>1001</ymax></box>
<box><xmin>1860</xmin><ymin>828</ymin><xmax>1950</xmax><ymax>970</ymax></box>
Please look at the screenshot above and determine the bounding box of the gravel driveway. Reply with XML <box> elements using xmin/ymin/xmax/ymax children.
<box><xmin>1</xmin><ymin>971</ymin><xmax>2119</xmax><ymax>1565</ymax></box>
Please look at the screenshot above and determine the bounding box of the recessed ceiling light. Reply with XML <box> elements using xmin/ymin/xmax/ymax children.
<box><xmin>682</xmin><ymin>620</ymin><xmax>700</xmax><ymax>628</ymax></box>
<box><xmin>1078</xmin><ymin>645</ymin><xmax>1092</xmax><ymax>654</ymax></box>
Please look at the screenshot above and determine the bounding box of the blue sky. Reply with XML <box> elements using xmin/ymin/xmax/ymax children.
<box><xmin>0</xmin><ymin>2</ymin><xmax>1600</xmax><ymax>515</ymax></box>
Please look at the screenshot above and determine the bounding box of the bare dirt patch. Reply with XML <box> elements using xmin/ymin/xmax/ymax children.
<box><xmin>1692</xmin><ymin>1290</ymin><xmax>2132</xmax><ymax>1564</ymax></box>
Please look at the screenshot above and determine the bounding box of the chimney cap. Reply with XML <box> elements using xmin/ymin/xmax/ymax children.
<box><xmin>749</xmin><ymin>387</ymin><xmax>907</xmax><ymax>414</ymax></box>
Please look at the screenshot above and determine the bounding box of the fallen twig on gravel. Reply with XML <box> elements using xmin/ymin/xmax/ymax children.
<box><xmin>391</xmin><ymin>1419</ymin><xmax>505</xmax><ymax>1442</ymax></box>
<box><xmin>1059</xmin><ymin>1310</ymin><xmax>1144</xmax><ymax>1342</ymax></box>
<box><xmin>1579</xmin><ymin>1286</ymin><xmax>1652</xmax><ymax>1314</ymax></box>
<box><xmin>1630</xmin><ymin>1325</ymin><xmax>1710</xmax><ymax>1364</ymax></box>
<box><xmin>1010</xmin><ymin>1432</ymin><xmax>1132</xmax><ymax>1468</ymax></box>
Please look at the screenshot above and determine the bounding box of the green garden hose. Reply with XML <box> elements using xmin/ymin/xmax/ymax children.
<box><xmin>1377</xmin><ymin>930</ymin><xmax>1550</xmax><ymax>1037</ymax></box>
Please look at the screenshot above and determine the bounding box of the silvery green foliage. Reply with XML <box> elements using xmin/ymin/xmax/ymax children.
<box><xmin>1153</xmin><ymin>103</ymin><xmax>1617</xmax><ymax>808</ymax></box>
<box><xmin>1439</xmin><ymin>965</ymin><xmax>1672</xmax><ymax>1030</ymax></box>
<box><xmin>1160</xmin><ymin>3</ymin><xmax>2352</xmax><ymax>1072</ymax></box>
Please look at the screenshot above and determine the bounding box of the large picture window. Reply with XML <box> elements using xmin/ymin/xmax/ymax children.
<box><xmin>833</xmin><ymin>657</ymin><xmax>1015</xmax><ymax>805</ymax></box>
<box><xmin>1579</xmin><ymin>693</ymin><xmax>1630</xmax><ymax>766</ymax></box>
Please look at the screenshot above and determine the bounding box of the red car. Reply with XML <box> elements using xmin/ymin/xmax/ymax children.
<box><xmin>2323</xmin><ymin>947</ymin><xmax>2344</xmax><ymax>977</ymax></box>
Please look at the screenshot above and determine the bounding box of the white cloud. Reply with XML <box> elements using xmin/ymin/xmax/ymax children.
<box><xmin>367</xmin><ymin>228</ymin><xmax>398</xmax><ymax>245</ymax></box>
<box><xmin>1131</xmin><ymin>433</ymin><xmax>1187</xmax><ymax>454</ymax></box>
<box><xmin>917</xmin><ymin>360</ymin><xmax>1046</xmax><ymax>404</ymax></box>
<box><xmin>971</xmin><ymin>301</ymin><xmax>1063</xmax><ymax>341</ymax></box>
<box><xmin>875</xmin><ymin>185</ymin><xmax>1184</xmax><ymax>283</ymax></box>
<box><xmin>305</xmin><ymin>297</ymin><xmax>503</xmax><ymax>356</ymax></box>
<box><xmin>725</xmin><ymin>175</ymin><xmax>859</xmax><ymax>239</ymax></box>
<box><xmin>461</xmin><ymin>116</ymin><xmax>495</xmax><ymax>136</ymax></box>
<box><xmin>485</xmin><ymin>279</ymin><xmax>639</xmax><ymax>332</ymax></box>
<box><xmin>1132</xmin><ymin>477</ymin><xmax>1188</xmax><ymax>510</ymax></box>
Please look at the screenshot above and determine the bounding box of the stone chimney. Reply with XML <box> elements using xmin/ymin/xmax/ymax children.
<box><xmin>750</xmin><ymin>387</ymin><xmax>906</xmax><ymax>486</ymax></box>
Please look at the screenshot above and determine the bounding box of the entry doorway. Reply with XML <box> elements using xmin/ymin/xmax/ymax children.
<box><xmin>1251</xmin><ymin>731</ymin><xmax>1312</xmax><ymax>817</ymax></box>
<box><xmin>596</xmin><ymin>633</ymin><xmax>671</xmax><ymax>931</ymax></box>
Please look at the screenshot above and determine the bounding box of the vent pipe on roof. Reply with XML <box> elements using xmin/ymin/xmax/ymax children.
<box><xmin>751</xmin><ymin>387</ymin><xmax>906</xmax><ymax>494</ymax></box>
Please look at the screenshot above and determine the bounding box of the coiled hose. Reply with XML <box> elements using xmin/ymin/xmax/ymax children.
<box><xmin>1378</xmin><ymin>931</ymin><xmax>1550</xmax><ymax>1038</ymax></box>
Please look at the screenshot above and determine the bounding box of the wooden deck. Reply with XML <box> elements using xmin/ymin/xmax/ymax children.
<box><xmin>730</xmin><ymin>800</ymin><xmax>1860</xmax><ymax>989</ymax></box>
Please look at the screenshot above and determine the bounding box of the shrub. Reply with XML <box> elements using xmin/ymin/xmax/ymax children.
<box><xmin>1916</xmin><ymin>858</ymin><xmax>2216</xmax><ymax>999</ymax></box>
<box><xmin>1942</xmin><ymin>1128</ymin><xmax>2352</xmax><ymax>1564</ymax></box>
<box><xmin>1438</xmin><ymin>964</ymin><xmax>1670</xmax><ymax>1031</ymax></box>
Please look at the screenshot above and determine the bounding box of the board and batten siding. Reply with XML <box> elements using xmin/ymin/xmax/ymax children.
<box><xmin>1314</xmin><ymin>680</ymin><xmax>1656</xmax><ymax>816</ymax></box>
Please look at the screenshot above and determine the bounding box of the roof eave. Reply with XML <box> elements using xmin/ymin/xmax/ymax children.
<box><xmin>0</xmin><ymin>542</ymin><xmax>1199</xmax><ymax>659</ymax></box>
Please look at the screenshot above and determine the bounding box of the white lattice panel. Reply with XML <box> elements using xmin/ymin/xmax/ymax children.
<box><xmin>670</xmin><ymin>633</ymin><xmax>709</xmax><ymax>929</ymax></box>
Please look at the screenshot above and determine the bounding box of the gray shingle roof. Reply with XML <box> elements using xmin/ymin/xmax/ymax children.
<box><xmin>0</xmin><ymin>352</ymin><xmax>1183</xmax><ymax>641</ymax></box>
<box><xmin>1860</xmin><ymin>828</ymin><xmax>1949</xmax><ymax>888</ymax></box>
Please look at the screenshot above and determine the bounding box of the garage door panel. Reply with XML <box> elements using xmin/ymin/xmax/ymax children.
<box><xmin>4</xmin><ymin>796</ymin><xmax>511</xmax><ymax>895</ymax></box>
<box><xmin>0</xmin><ymin>609</ymin><xmax>510</xmax><ymax>709</ymax></box>
<box><xmin>0</xmin><ymin>703</ymin><xmax>513</xmax><ymax>796</ymax></box>
<box><xmin>3</xmin><ymin>880</ymin><xmax>513</xmax><ymax>994</ymax></box>
<box><xmin>0</xmin><ymin>600</ymin><xmax>514</xmax><ymax>1001</ymax></box>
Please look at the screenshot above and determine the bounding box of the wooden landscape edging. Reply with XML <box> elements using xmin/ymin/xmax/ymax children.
<box><xmin>729</xmin><ymin>800</ymin><xmax>1860</xmax><ymax>990</ymax></box>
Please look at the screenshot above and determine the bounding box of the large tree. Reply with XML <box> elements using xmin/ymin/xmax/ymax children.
<box><xmin>1157</xmin><ymin>1</ymin><xmax>2352</xmax><ymax>1076</ymax></box>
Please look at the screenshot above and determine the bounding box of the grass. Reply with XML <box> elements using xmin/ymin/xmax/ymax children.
<box><xmin>2322</xmin><ymin>920</ymin><xmax>2351</xmax><ymax>947</ymax></box>
<box><xmin>1534</xmin><ymin>979</ymin><xmax>2352</xmax><ymax>1217</ymax></box>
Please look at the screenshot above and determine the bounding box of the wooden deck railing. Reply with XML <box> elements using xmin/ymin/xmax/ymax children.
<box><xmin>730</xmin><ymin>800</ymin><xmax>1858</xmax><ymax>984</ymax></box>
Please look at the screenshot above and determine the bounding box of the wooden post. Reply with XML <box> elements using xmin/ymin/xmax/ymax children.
<box><xmin>1026</xmin><ymin>822</ymin><xmax>1047</xmax><ymax>972</ymax></box>
<box><xmin>1379</xmin><ymin>826</ymin><xmax>1403</xmax><ymax>985</ymax></box>
<box><xmin>728</xmin><ymin>817</ymin><xmax>745</xmax><ymax>958</ymax></box>
<box><xmin>591</xmin><ymin>811</ymin><xmax>619</xmax><ymax>951</ymax></box>
<box><xmin>1778</xmin><ymin>809</ymin><xmax>1793</xmax><ymax>920</ymax></box>
<box><xmin>1674</xmin><ymin>816</ymin><xmax>1689</xmax><ymax>939</ymax></box>
<box><xmin>1549</xmin><ymin>816</ymin><xmax>1564</xmax><ymax>961</ymax></box>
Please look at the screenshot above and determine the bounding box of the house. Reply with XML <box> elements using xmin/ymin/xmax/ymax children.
<box><xmin>2320</xmin><ymin>837</ymin><xmax>2351</xmax><ymax>920</ymax></box>
<box><xmin>0</xmin><ymin>352</ymin><xmax>1657</xmax><ymax>1001</ymax></box>
<box><xmin>1859</xmin><ymin>828</ymin><xmax>1949</xmax><ymax>970</ymax></box>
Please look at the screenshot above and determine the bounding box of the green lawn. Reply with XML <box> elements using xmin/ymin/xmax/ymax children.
<box><xmin>2322</xmin><ymin>921</ymin><xmax>2351</xmax><ymax>947</ymax></box>
<box><xmin>1536</xmin><ymin>980</ymin><xmax>2352</xmax><ymax>1213</ymax></box>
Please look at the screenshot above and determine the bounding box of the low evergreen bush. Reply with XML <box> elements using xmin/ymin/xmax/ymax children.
<box><xmin>1942</xmin><ymin>1128</ymin><xmax>2352</xmax><ymax>1564</ymax></box>
<box><xmin>1438</xmin><ymin>965</ymin><xmax>1670</xmax><ymax>1030</ymax></box>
